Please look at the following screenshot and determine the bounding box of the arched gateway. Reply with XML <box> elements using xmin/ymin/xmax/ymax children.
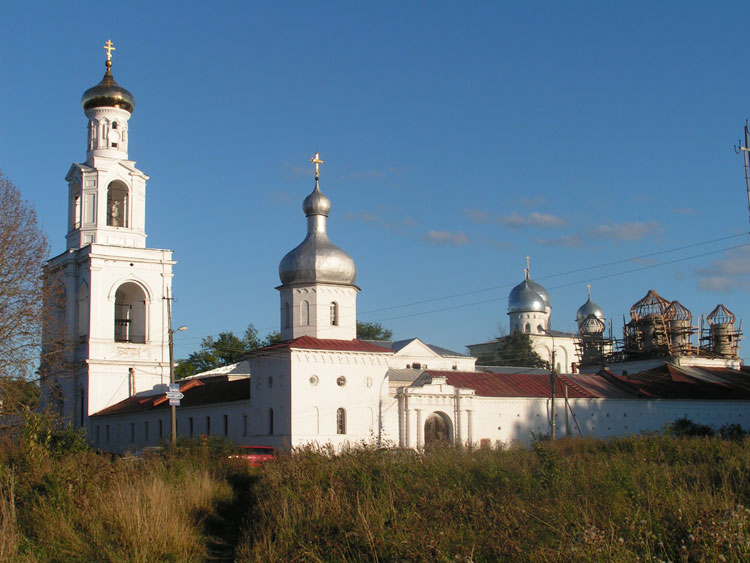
<box><xmin>424</xmin><ymin>412</ymin><xmax>452</xmax><ymax>446</ymax></box>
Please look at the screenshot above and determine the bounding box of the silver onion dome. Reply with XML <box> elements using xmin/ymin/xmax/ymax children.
<box><xmin>526</xmin><ymin>278</ymin><xmax>549</xmax><ymax>307</ymax></box>
<box><xmin>279</xmin><ymin>182</ymin><xmax>356</xmax><ymax>286</ymax></box>
<box><xmin>302</xmin><ymin>185</ymin><xmax>331</xmax><ymax>217</ymax></box>
<box><xmin>576</xmin><ymin>297</ymin><xmax>605</xmax><ymax>323</ymax></box>
<box><xmin>508</xmin><ymin>280</ymin><xmax>546</xmax><ymax>313</ymax></box>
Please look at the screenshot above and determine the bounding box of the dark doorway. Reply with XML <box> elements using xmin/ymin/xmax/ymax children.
<box><xmin>424</xmin><ymin>412</ymin><xmax>452</xmax><ymax>446</ymax></box>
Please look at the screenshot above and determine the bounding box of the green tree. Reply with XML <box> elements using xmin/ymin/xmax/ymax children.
<box><xmin>356</xmin><ymin>321</ymin><xmax>393</xmax><ymax>341</ymax></box>
<box><xmin>174</xmin><ymin>324</ymin><xmax>279</xmax><ymax>379</ymax></box>
<box><xmin>0</xmin><ymin>172</ymin><xmax>48</xmax><ymax>379</ymax></box>
<box><xmin>0</xmin><ymin>377</ymin><xmax>40</xmax><ymax>413</ymax></box>
<box><xmin>476</xmin><ymin>331</ymin><xmax>547</xmax><ymax>368</ymax></box>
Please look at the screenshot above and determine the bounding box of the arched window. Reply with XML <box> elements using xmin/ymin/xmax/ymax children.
<box><xmin>106</xmin><ymin>181</ymin><xmax>128</xmax><ymax>227</ymax></box>
<box><xmin>283</xmin><ymin>302</ymin><xmax>290</xmax><ymax>329</ymax></box>
<box><xmin>78</xmin><ymin>282</ymin><xmax>89</xmax><ymax>338</ymax></box>
<box><xmin>114</xmin><ymin>282</ymin><xmax>147</xmax><ymax>343</ymax></box>
<box><xmin>268</xmin><ymin>408</ymin><xmax>274</xmax><ymax>435</ymax></box>
<box><xmin>336</xmin><ymin>408</ymin><xmax>346</xmax><ymax>435</ymax></box>
<box><xmin>524</xmin><ymin>323</ymin><xmax>531</xmax><ymax>333</ymax></box>
<box><xmin>301</xmin><ymin>300</ymin><xmax>310</xmax><ymax>326</ymax></box>
<box><xmin>73</xmin><ymin>193</ymin><xmax>81</xmax><ymax>229</ymax></box>
<box><xmin>330</xmin><ymin>302</ymin><xmax>339</xmax><ymax>326</ymax></box>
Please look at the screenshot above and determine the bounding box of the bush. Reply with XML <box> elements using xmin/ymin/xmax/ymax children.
<box><xmin>719</xmin><ymin>423</ymin><xmax>747</xmax><ymax>441</ymax></box>
<box><xmin>665</xmin><ymin>417</ymin><xmax>715</xmax><ymax>438</ymax></box>
<box><xmin>21</xmin><ymin>410</ymin><xmax>89</xmax><ymax>457</ymax></box>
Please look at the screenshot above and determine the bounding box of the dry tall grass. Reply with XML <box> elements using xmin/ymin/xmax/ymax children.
<box><xmin>4</xmin><ymin>414</ymin><xmax>750</xmax><ymax>562</ymax></box>
<box><xmin>0</xmin><ymin>466</ymin><xmax>21</xmax><ymax>560</ymax></box>
<box><xmin>19</xmin><ymin>457</ymin><xmax>232</xmax><ymax>562</ymax></box>
<box><xmin>1</xmin><ymin>416</ymin><xmax>238</xmax><ymax>562</ymax></box>
<box><xmin>236</xmin><ymin>437</ymin><xmax>750</xmax><ymax>561</ymax></box>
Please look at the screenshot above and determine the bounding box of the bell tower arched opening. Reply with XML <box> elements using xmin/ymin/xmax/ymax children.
<box><xmin>106</xmin><ymin>181</ymin><xmax>129</xmax><ymax>227</ymax></box>
<box><xmin>114</xmin><ymin>282</ymin><xmax>147</xmax><ymax>343</ymax></box>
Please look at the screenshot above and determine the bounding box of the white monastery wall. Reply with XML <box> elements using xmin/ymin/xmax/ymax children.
<box><xmin>288</xmin><ymin>350</ymin><xmax>390</xmax><ymax>449</ymax></box>
<box><xmin>91</xmin><ymin>400</ymin><xmax>251</xmax><ymax>454</ymax></box>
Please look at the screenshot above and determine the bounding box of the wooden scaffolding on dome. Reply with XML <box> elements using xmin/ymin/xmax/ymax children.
<box><xmin>700</xmin><ymin>304</ymin><xmax>743</xmax><ymax>359</ymax></box>
<box><xmin>623</xmin><ymin>290</ymin><xmax>673</xmax><ymax>358</ymax></box>
<box><xmin>575</xmin><ymin>314</ymin><xmax>608</xmax><ymax>367</ymax></box>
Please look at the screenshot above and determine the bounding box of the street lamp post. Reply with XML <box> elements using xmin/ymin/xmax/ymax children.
<box><xmin>166</xmin><ymin>293</ymin><xmax>187</xmax><ymax>446</ymax></box>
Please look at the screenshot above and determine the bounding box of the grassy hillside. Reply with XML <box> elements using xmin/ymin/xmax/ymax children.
<box><xmin>2</xmin><ymin>414</ymin><xmax>749</xmax><ymax>561</ymax></box>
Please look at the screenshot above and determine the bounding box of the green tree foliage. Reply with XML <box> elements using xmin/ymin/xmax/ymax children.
<box><xmin>356</xmin><ymin>321</ymin><xmax>393</xmax><ymax>341</ymax></box>
<box><xmin>0</xmin><ymin>377</ymin><xmax>40</xmax><ymax>413</ymax></box>
<box><xmin>174</xmin><ymin>325</ymin><xmax>279</xmax><ymax>379</ymax></box>
<box><xmin>22</xmin><ymin>410</ymin><xmax>89</xmax><ymax>457</ymax></box>
<box><xmin>476</xmin><ymin>331</ymin><xmax>547</xmax><ymax>368</ymax></box>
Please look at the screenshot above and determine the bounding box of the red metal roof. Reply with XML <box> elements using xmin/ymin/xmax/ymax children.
<box><xmin>604</xmin><ymin>364</ymin><xmax>750</xmax><ymax>400</ymax></box>
<box><xmin>257</xmin><ymin>335</ymin><xmax>393</xmax><ymax>354</ymax></box>
<box><xmin>91</xmin><ymin>376</ymin><xmax>250</xmax><ymax>417</ymax></box>
<box><xmin>426</xmin><ymin>371</ymin><xmax>622</xmax><ymax>398</ymax></box>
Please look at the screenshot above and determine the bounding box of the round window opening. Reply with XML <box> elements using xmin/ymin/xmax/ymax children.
<box><xmin>309</xmin><ymin>375</ymin><xmax>319</xmax><ymax>386</ymax></box>
<box><xmin>336</xmin><ymin>376</ymin><xmax>347</xmax><ymax>387</ymax></box>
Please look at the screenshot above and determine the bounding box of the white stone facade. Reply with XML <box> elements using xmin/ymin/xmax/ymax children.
<box><xmin>279</xmin><ymin>284</ymin><xmax>358</xmax><ymax>341</ymax></box>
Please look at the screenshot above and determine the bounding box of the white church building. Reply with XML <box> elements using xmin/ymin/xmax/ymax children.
<box><xmin>41</xmin><ymin>45</ymin><xmax>750</xmax><ymax>454</ymax></box>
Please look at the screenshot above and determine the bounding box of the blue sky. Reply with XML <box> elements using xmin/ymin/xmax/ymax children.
<box><xmin>2</xmin><ymin>1</ymin><xmax>749</xmax><ymax>361</ymax></box>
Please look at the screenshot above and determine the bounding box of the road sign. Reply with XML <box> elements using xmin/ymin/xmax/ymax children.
<box><xmin>169</xmin><ymin>398</ymin><xmax>180</xmax><ymax>406</ymax></box>
<box><xmin>169</xmin><ymin>383</ymin><xmax>180</xmax><ymax>393</ymax></box>
<box><xmin>166</xmin><ymin>392</ymin><xmax>184</xmax><ymax>400</ymax></box>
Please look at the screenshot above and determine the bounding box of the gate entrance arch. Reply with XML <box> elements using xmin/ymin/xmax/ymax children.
<box><xmin>424</xmin><ymin>412</ymin><xmax>452</xmax><ymax>446</ymax></box>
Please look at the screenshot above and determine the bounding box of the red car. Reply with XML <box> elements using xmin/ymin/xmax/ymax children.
<box><xmin>229</xmin><ymin>445</ymin><xmax>276</xmax><ymax>466</ymax></box>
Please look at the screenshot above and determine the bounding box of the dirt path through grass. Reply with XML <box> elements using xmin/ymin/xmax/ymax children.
<box><xmin>203</xmin><ymin>472</ymin><xmax>257</xmax><ymax>562</ymax></box>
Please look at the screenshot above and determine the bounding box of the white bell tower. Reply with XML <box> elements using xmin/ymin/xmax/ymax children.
<box><xmin>41</xmin><ymin>41</ymin><xmax>175</xmax><ymax>433</ymax></box>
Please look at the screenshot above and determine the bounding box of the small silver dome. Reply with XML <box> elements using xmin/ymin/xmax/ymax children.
<box><xmin>508</xmin><ymin>280</ymin><xmax>546</xmax><ymax>313</ymax></box>
<box><xmin>576</xmin><ymin>297</ymin><xmax>604</xmax><ymax>323</ymax></box>
<box><xmin>279</xmin><ymin>181</ymin><xmax>356</xmax><ymax>286</ymax></box>
<box><xmin>526</xmin><ymin>278</ymin><xmax>549</xmax><ymax>307</ymax></box>
<box><xmin>302</xmin><ymin>185</ymin><xmax>331</xmax><ymax>216</ymax></box>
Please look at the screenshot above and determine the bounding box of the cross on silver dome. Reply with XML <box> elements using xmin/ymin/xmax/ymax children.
<box><xmin>508</xmin><ymin>257</ymin><xmax>549</xmax><ymax>313</ymax></box>
<box><xmin>576</xmin><ymin>284</ymin><xmax>605</xmax><ymax>323</ymax></box>
<box><xmin>278</xmin><ymin>153</ymin><xmax>357</xmax><ymax>286</ymax></box>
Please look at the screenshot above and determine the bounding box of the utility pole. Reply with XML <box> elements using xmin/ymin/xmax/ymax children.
<box><xmin>550</xmin><ymin>347</ymin><xmax>557</xmax><ymax>440</ymax></box>
<box><xmin>541</xmin><ymin>327</ymin><xmax>557</xmax><ymax>439</ymax></box>
<box><xmin>735</xmin><ymin>121</ymin><xmax>750</xmax><ymax>225</ymax></box>
<box><xmin>165</xmin><ymin>291</ymin><xmax>187</xmax><ymax>447</ymax></box>
<box><xmin>166</xmin><ymin>292</ymin><xmax>177</xmax><ymax>446</ymax></box>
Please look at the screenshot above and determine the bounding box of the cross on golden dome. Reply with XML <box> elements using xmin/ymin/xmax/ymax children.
<box><xmin>103</xmin><ymin>39</ymin><xmax>116</xmax><ymax>64</ymax></box>
<box><xmin>311</xmin><ymin>152</ymin><xmax>324</xmax><ymax>179</ymax></box>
